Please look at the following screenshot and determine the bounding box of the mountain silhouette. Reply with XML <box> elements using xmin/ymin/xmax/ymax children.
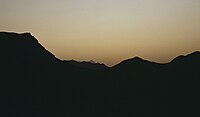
<box><xmin>0</xmin><ymin>32</ymin><xmax>106</xmax><ymax>70</ymax></box>
<box><xmin>0</xmin><ymin>32</ymin><xmax>200</xmax><ymax>117</ymax></box>
<box><xmin>113</xmin><ymin>56</ymin><xmax>160</xmax><ymax>76</ymax></box>
<box><xmin>0</xmin><ymin>32</ymin><xmax>58</xmax><ymax>64</ymax></box>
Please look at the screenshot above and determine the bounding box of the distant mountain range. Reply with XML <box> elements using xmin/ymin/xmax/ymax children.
<box><xmin>0</xmin><ymin>32</ymin><xmax>200</xmax><ymax>117</ymax></box>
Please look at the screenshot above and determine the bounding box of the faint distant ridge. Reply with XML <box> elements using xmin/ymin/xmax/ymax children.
<box><xmin>63</xmin><ymin>60</ymin><xmax>108</xmax><ymax>70</ymax></box>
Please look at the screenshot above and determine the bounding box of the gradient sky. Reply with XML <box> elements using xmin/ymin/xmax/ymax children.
<box><xmin>1</xmin><ymin>0</ymin><xmax>200</xmax><ymax>66</ymax></box>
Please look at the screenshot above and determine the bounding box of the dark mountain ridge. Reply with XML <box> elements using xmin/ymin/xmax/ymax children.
<box><xmin>1</xmin><ymin>32</ymin><xmax>200</xmax><ymax>117</ymax></box>
<box><xmin>1</xmin><ymin>32</ymin><xmax>199</xmax><ymax>69</ymax></box>
<box><xmin>170</xmin><ymin>51</ymin><xmax>200</xmax><ymax>66</ymax></box>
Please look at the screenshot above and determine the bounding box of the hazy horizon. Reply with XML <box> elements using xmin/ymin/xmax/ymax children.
<box><xmin>1</xmin><ymin>0</ymin><xmax>200</xmax><ymax>66</ymax></box>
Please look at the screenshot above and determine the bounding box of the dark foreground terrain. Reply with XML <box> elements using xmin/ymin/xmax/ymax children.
<box><xmin>0</xmin><ymin>32</ymin><xmax>200</xmax><ymax>117</ymax></box>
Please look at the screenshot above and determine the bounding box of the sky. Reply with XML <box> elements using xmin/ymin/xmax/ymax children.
<box><xmin>1</xmin><ymin>0</ymin><xmax>200</xmax><ymax>66</ymax></box>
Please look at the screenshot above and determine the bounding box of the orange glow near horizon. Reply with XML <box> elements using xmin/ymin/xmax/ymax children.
<box><xmin>1</xmin><ymin>0</ymin><xmax>200</xmax><ymax>66</ymax></box>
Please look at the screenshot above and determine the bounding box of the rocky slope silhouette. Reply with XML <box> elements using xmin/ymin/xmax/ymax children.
<box><xmin>0</xmin><ymin>32</ymin><xmax>200</xmax><ymax>117</ymax></box>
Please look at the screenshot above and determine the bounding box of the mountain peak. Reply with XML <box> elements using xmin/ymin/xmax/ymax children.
<box><xmin>0</xmin><ymin>32</ymin><xmax>38</xmax><ymax>43</ymax></box>
<box><xmin>0</xmin><ymin>32</ymin><xmax>32</xmax><ymax>36</ymax></box>
<box><xmin>21</xmin><ymin>32</ymin><xmax>32</xmax><ymax>36</ymax></box>
<box><xmin>0</xmin><ymin>32</ymin><xmax>57</xmax><ymax>64</ymax></box>
<box><xmin>113</xmin><ymin>56</ymin><xmax>154</xmax><ymax>69</ymax></box>
<box><xmin>132</xmin><ymin>56</ymin><xmax>143</xmax><ymax>61</ymax></box>
<box><xmin>119</xmin><ymin>56</ymin><xmax>148</xmax><ymax>64</ymax></box>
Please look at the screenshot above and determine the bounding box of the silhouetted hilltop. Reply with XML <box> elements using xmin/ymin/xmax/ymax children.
<box><xmin>0</xmin><ymin>32</ymin><xmax>58</xmax><ymax>65</ymax></box>
<box><xmin>166</xmin><ymin>51</ymin><xmax>200</xmax><ymax>80</ymax></box>
<box><xmin>170</xmin><ymin>51</ymin><xmax>200</xmax><ymax>64</ymax></box>
<box><xmin>113</xmin><ymin>57</ymin><xmax>160</xmax><ymax>79</ymax></box>
<box><xmin>113</xmin><ymin>56</ymin><xmax>159</xmax><ymax>69</ymax></box>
